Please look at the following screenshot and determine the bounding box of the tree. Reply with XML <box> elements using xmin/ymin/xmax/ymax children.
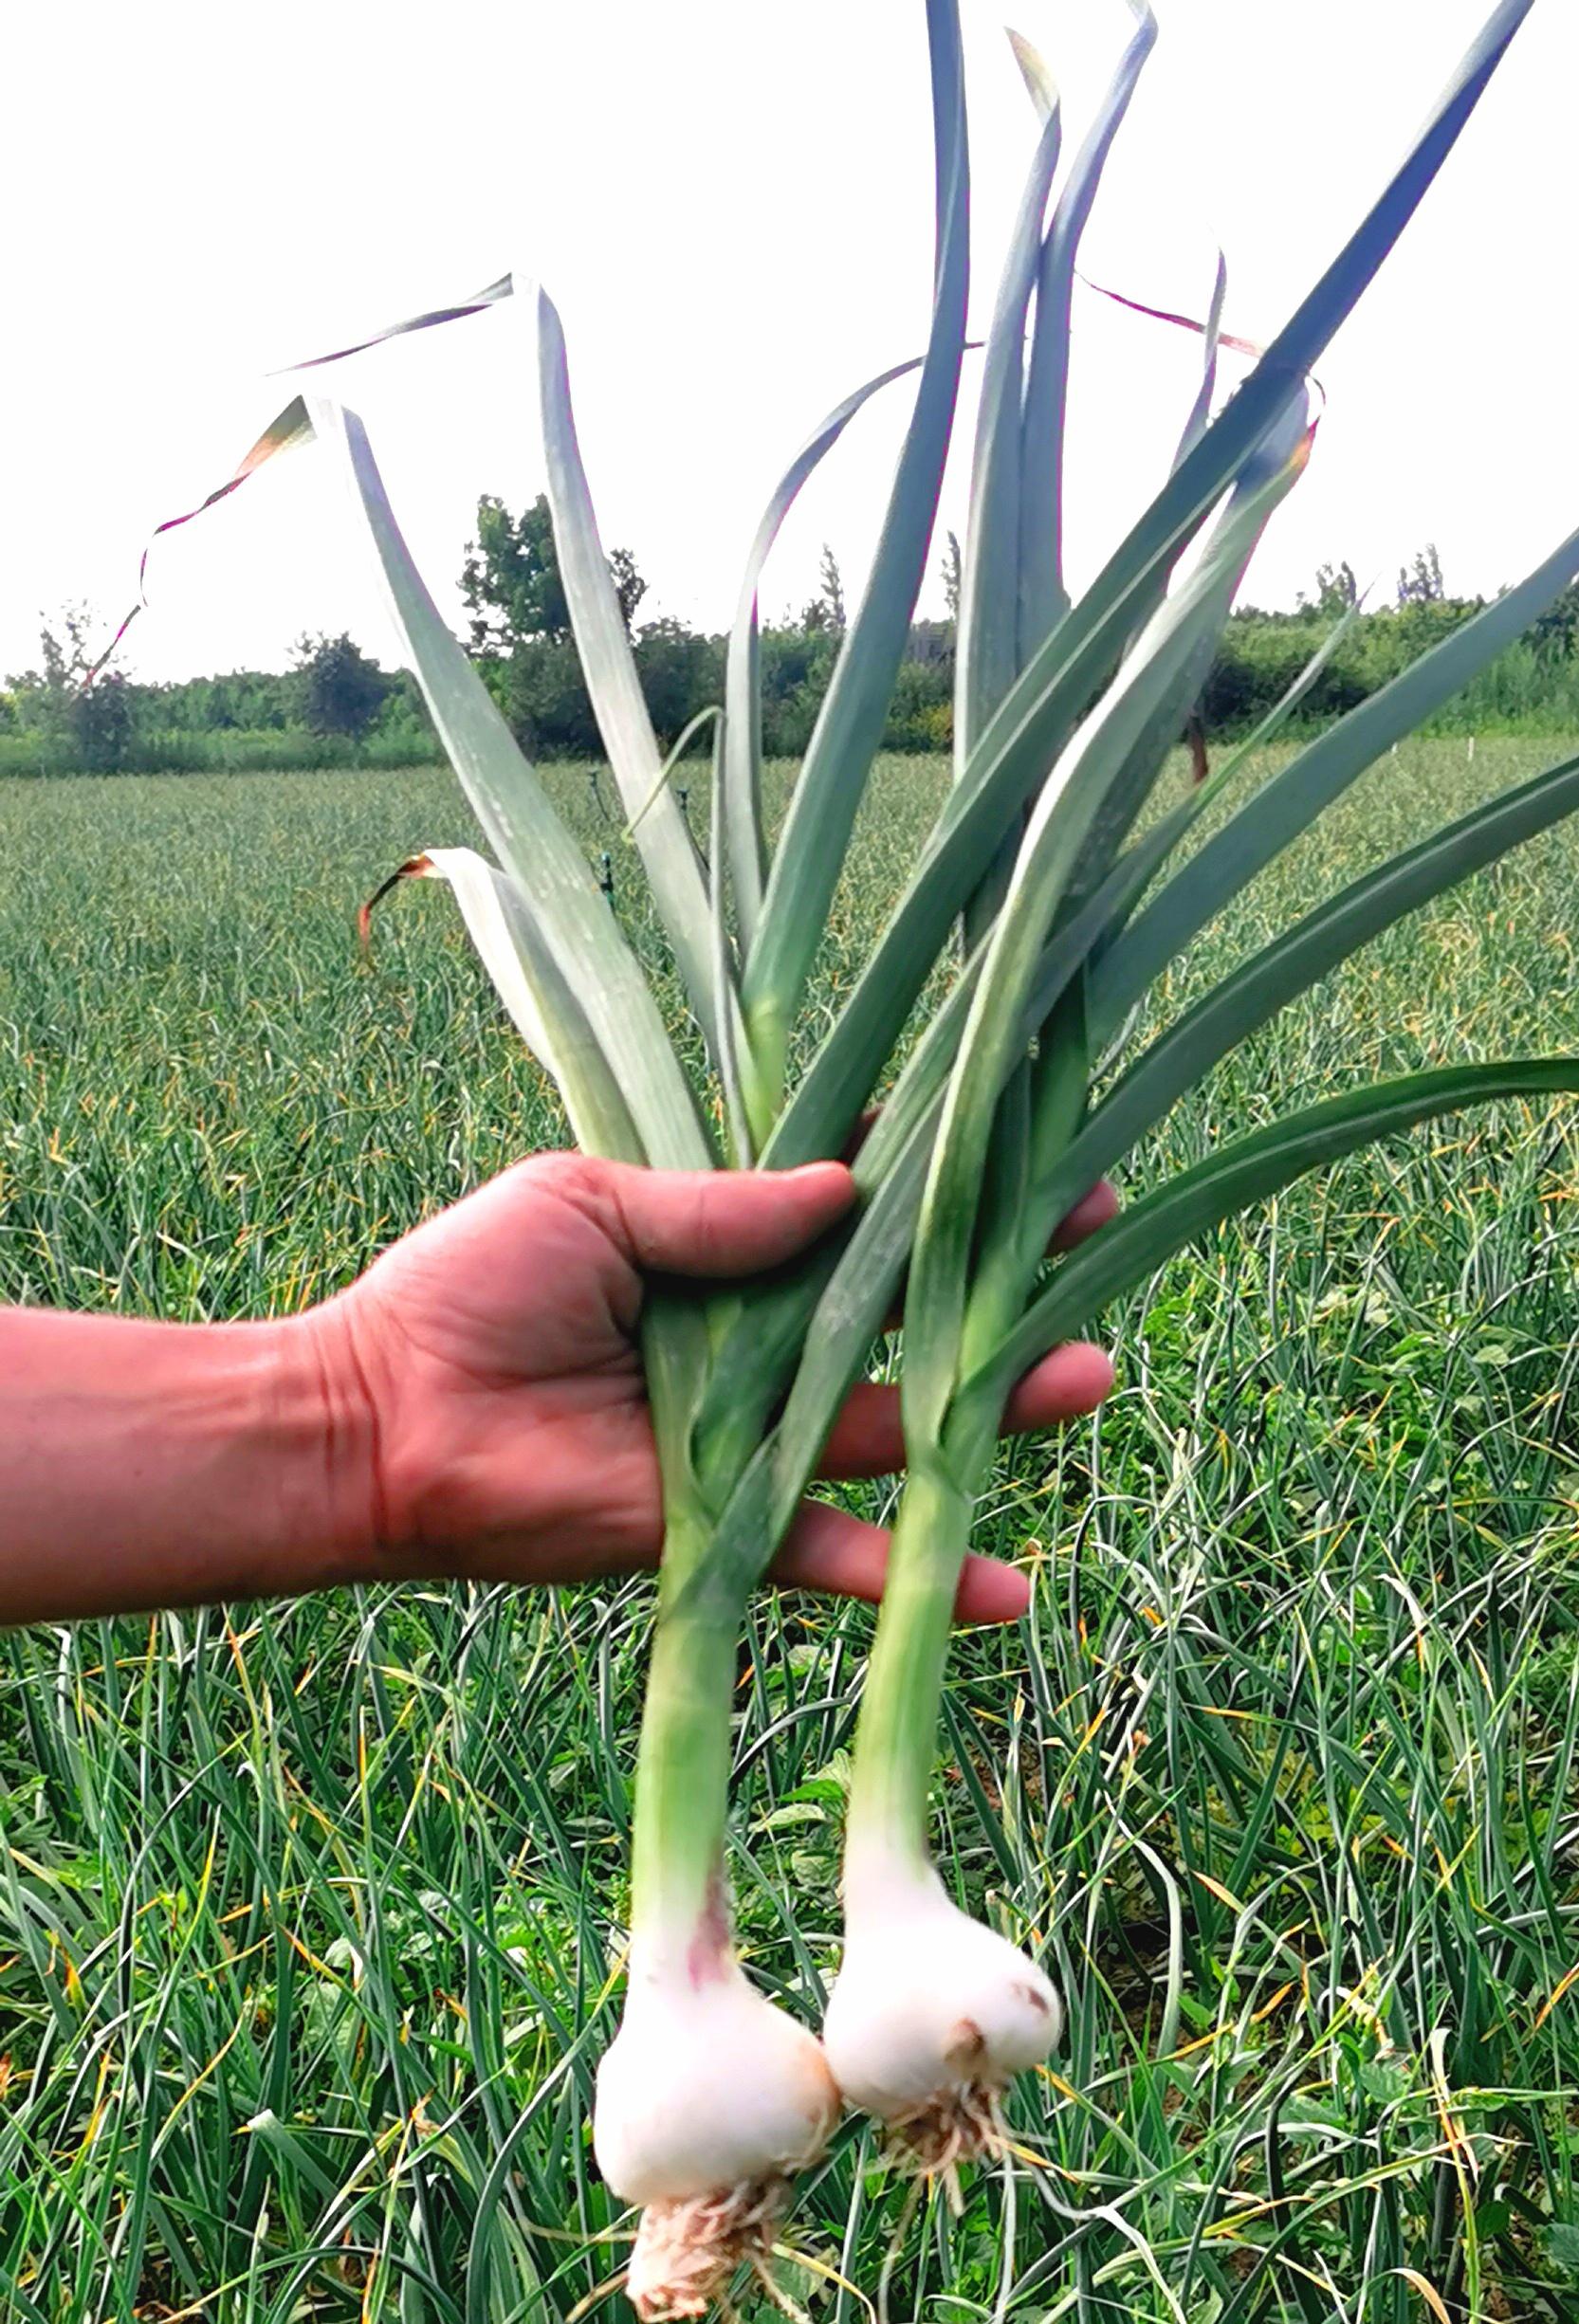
<box><xmin>501</xmin><ymin>640</ymin><xmax>601</xmax><ymax>758</ymax></box>
<box><xmin>883</xmin><ymin>657</ymin><xmax>951</xmax><ymax>752</ymax></box>
<box><xmin>72</xmin><ymin>673</ymin><xmax>137</xmax><ymax>772</ymax></box>
<box><xmin>906</xmin><ymin>619</ymin><xmax>952</xmax><ymax>667</ymax></box>
<box><xmin>6</xmin><ymin>606</ymin><xmax>138</xmax><ymax>771</ymax></box>
<box><xmin>293</xmin><ymin>632</ymin><xmax>392</xmax><ymax>741</ymax></box>
<box><xmin>460</xmin><ymin>493</ymin><xmax>647</xmax><ymax>652</ymax></box>
<box><xmin>940</xmin><ymin>530</ymin><xmax>963</xmax><ymax>624</ymax></box>
<box><xmin>1301</xmin><ymin>559</ymin><xmax>1358</xmax><ymax>617</ymax></box>
<box><xmin>1532</xmin><ymin>580</ymin><xmax>1579</xmax><ymax>661</ymax></box>
<box><xmin>1397</xmin><ymin>542</ymin><xmax>1445</xmax><ymax>606</ymax></box>
<box><xmin>7</xmin><ymin>604</ymin><xmax>101</xmax><ymax>738</ymax></box>
<box><xmin>609</xmin><ymin>546</ymin><xmax>649</xmax><ymax>636</ymax></box>
<box><xmin>759</xmin><ymin>624</ymin><xmax>836</xmax><ymax>757</ymax></box>
<box><xmin>633</xmin><ymin>619</ymin><xmax>719</xmax><ymax>745</ymax></box>
<box><xmin>802</xmin><ymin>543</ymin><xmax>847</xmax><ymax>636</ymax></box>
<box><xmin>461</xmin><ymin>496</ymin><xmax>569</xmax><ymax>650</ymax></box>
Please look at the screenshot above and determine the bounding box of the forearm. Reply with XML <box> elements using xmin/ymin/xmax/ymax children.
<box><xmin>0</xmin><ymin>1306</ymin><xmax>373</xmax><ymax>1625</ymax></box>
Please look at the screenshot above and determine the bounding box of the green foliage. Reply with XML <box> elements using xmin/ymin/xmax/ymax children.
<box><xmin>801</xmin><ymin>542</ymin><xmax>847</xmax><ymax>636</ymax></box>
<box><xmin>883</xmin><ymin>654</ymin><xmax>953</xmax><ymax>751</ymax></box>
<box><xmin>156</xmin><ymin>666</ymin><xmax>302</xmax><ymax>730</ymax></box>
<box><xmin>1301</xmin><ymin>558</ymin><xmax>1359</xmax><ymax>616</ymax></box>
<box><xmin>756</xmin><ymin>622</ymin><xmax>835</xmax><ymax>756</ymax></box>
<box><xmin>1</xmin><ymin>611</ymin><xmax>140</xmax><ymax>771</ymax></box>
<box><xmin>0</xmin><ymin>607</ymin><xmax>436</xmax><ymax>777</ymax></box>
<box><xmin>608</xmin><ymin>545</ymin><xmax>647</xmax><ymax>635</ymax></box>
<box><xmin>1399</xmin><ymin>538</ymin><xmax>1447</xmax><ymax>605</ymax></box>
<box><xmin>1201</xmin><ymin>587</ymin><xmax>1553</xmax><ymax>737</ymax></box>
<box><xmin>4</xmin><ymin>742</ymin><xmax>1579</xmax><ymax>2315</ymax></box>
<box><xmin>1531</xmin><ymin>578</ymin><xmax>1579</xmax><ymax>660</ymax></box>
<box><xmin>940</xmin><ymin>527</ymin><xmax>963</xmax><ymax>621</ymax></box>
<box><xmin>32</xmin><ymin>602</ymin><xmax>100</xmax><ymax>701</ymax></box>
<box><xmin>461</xmin><ymin>490</ymin><xmax>573</xmax><ymax>649</ymax></box>
<box><xmin>293</xmin><ymin>630</ymin><xmax>393</xmax><ymax>741</ymax></box>
<box><xmin>14</xmin><ymin>536</ymin><xmax>1579</xmax><ymax>783</ymax></box>
<box><xmin>68</xmin><ymin>671</ymin><xmax>138</xmax><ymax>771</ymax></box>
<box><xmin>632</xmin><ymin>616</ymin><xmax>716</xmax><ymax>747</ymax></box>
<box><xmin>487</xmin><ymin>635</ymin><xmax>603</xmax><ymax>759</ymax></box>
<box><xmin>460</xmin><ymin>490</ymin><xmax>646</xmax><ymax>652</ymax></box>
<box><xmin>462</xmin><ymin>505</ymin><xmax>938</xmax><ymax>763</ymax></box>
<box><xmin>6</xmin><ymin>607</ymin><xmax>136</xmax><ymax>770</ymax></box>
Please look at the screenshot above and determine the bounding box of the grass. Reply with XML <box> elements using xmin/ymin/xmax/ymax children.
<box><xmin>2</xmin><ymin>739</ymin><xmax>1579</xmax><ymax>2320</ymax></box>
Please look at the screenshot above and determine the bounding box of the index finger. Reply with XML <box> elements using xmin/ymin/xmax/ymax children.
<box><xmin>769</xmin><ymin>1499</ymin><xmax>1031</xmax><ymax>1624</ymax></box>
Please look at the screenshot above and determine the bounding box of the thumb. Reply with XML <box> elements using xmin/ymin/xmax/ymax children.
<box><xmin>597</xmin><ymin>1159</ymin><xmax>855</xmax><ymax>1278</ymax></box>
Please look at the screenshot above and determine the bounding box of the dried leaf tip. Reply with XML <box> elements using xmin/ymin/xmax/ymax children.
<box><xmin>358</xmin><ymin>855</ymin><xmax>433</xmax><ymax>949</ymax></box>
<box><xmin>1005</xmin><ymin>28</ymin><xmax>1057</xmax><ymax>121</ymax></box>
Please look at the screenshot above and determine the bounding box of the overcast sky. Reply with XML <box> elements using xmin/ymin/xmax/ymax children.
<box><xmin>3</xmin><ymin>0</ymin><xmax>1573</xmax><ymax>686</ymax></box>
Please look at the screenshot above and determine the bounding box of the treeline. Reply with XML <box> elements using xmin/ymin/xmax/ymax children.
<box><xmin>0</xmin><ymin>614</ymin><xmax>436</xmax><ymax>778</ymax></box>
<box><xmin>457</xmin><ymin>499</ymin><xmax>954</xmax><ymax>760</ymax></box>
<box><xmin>5</xmin><ymin>521</ymin><xmax>1579</xmax><ymax>778</ymax></box>
<box><xmin>1208</xmin><ymin>555</ymin><xmax>1579</xmax><ymax>738</ymax></box>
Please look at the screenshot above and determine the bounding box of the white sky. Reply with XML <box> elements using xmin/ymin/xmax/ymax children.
<box><xmin>3</xmin><ymin>0</ymin><xmax>1573</xmax><ymax>686</ymax></box>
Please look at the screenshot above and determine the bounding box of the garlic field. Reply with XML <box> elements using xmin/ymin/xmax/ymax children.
<box><xmin>3</xmin><ymin>739</ymin><xmax>1579</xmax><ymax>2319</ymax></box>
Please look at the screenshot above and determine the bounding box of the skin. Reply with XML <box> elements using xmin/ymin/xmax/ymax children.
<box><xmin>0</xmin><ymin>1152</ymin><xmax>1115</xmax><ymax>1630</ymax></box>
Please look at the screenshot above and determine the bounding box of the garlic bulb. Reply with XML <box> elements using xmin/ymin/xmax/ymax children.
<box><xmin>596</xmin><ymin>1951</ymin><xmax>839</xmax><ymax>2320</ymax></box>
<box><xmin>596</xmin><ymin>1960</ymin><xmax>838</xmax><ymax>2204</ymax></box>
<box><xmin>823</xmin><ymin>1861</ymin><xmax>1059</xmax><ymax>2163</ymax></box>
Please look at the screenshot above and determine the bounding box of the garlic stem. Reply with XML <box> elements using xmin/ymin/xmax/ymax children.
<box><xmin>845</xmin><ymin>1463</ymin><xmax>975</xmax><ymax>1897</ymax></box>
<box><xmin>629</xmin><ymin>1582</ymin><xmax>739</xmax><ymax>1980</ymax></box>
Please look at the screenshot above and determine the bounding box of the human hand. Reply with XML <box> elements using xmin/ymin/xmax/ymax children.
<box><xmin>311</xmin><ymin>1153</ymin><xmax>1116</xmax><ymax>1621</ymax></box>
